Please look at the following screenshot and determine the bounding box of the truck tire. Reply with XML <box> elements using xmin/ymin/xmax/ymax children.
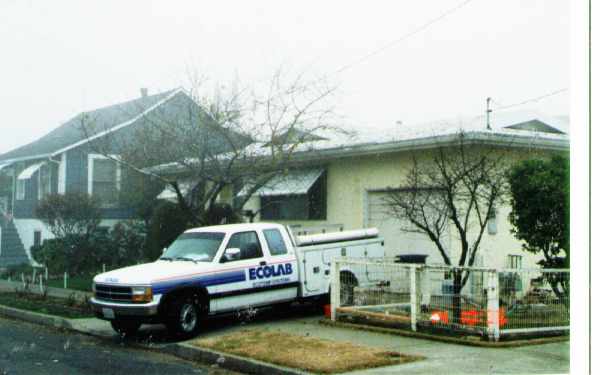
<box><xmin>166</xmin><ymin>294</ymin><xmax>203</xmax><ymax>337</ymax></box>
<box><xmin>110</xmin><ymin>319</ymin><xmax>141</xmax><ymax>337</ymax></box>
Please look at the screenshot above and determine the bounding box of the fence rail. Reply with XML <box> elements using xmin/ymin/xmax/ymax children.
<box><xmin>331</xmin><ymin>258</ymin><xmax>569</xmax><ymax>341</ymax></box>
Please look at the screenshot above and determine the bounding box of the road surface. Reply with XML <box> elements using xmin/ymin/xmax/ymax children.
<box><xmin>0</xmin><ymin>316</ymin><xmax>237</xmax><ymax>375</ymax></box>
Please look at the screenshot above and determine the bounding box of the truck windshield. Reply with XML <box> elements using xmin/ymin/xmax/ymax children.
<box><xmin>161</xmin><ymin>232</ymin><xmax>225</xmax><ymax>262</ymax></box>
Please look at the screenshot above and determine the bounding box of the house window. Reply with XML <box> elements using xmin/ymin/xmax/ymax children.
<box><xmin>88</xmin><ymin>155</ymin><xmax>120</xmax><ymax>206</ymax></box>
<box><xmin>487</xmin><ymin>207</ymin><xmax>498</xmax><ymax>235</ymax></box>
<box><xmin>16</xmin><ymin>179</ymin><xmax>25</xmax><ymax>200</ymax></box>
<box><xmin>508</xmin><ymin>254</ymin><xmax>522</xmax><ymax>269</ymax></box>
<box><xmin>260</xmin><ymin>173</ymin><xmax>326</xmax><ymax>221</ymax></box>
<box><xmin>33</xmin><ymin>230</ymin><xmax>42</xmax><ymax>247</ymax></box>
<box><xmin>38</xmin><ymin>164</ymin><xmax>52</xmax><ymax>200</ymax></box>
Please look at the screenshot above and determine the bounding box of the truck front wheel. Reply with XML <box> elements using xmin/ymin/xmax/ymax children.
<box><xmin>166</xmin><ymin>294</ymin><xmax>203</xmax><ymax>337</ymax></box>
<box><xmin>110</xmin><ymin>319</ymin><xmax>141</xmax><ymax>337</ymax></box>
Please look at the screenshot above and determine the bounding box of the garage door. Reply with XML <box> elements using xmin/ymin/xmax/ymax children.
<box><xmin>367</xmin><ymin>191</ymin><xmax>449</xmax><ymax>264</ymax></box>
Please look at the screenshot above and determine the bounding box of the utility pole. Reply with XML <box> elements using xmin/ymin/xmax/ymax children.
<box><xmin>486</xmin><ymin>97</ymin><xmax>492</xmax><ymax>130</ymax></box>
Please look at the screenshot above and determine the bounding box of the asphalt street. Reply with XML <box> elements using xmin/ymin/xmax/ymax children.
<box><xmin>0</xmin><ymin>316</ymin><xmax>237</xmax><ymax>375</ymax></box>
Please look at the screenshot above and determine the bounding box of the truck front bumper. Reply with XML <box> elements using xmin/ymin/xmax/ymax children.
<box><xmin>89</xmin><ymin>295</ymin><xmax>162</xmax><ymax>319</ymax></box>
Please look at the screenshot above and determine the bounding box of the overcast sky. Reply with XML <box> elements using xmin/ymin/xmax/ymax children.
<box><xmin>0</xmin><ymin>0</ymin><xmax>569</xmax><ymax>154</ymax></box>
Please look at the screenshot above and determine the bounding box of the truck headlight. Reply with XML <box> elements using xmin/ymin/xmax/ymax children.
<box><xmin>131</xmin><ymin>286</ymin><xmax>153</xmax><ymax>303</ymax></box>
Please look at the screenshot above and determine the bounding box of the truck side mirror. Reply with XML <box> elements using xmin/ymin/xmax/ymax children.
<box><xmin>222</xmin><ymin>248</ymin><xmax>241</xmax><ymax>262</ymax></box>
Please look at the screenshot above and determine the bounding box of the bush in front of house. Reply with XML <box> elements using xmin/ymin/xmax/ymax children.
<box><xmin>36</xmin><ymin>192</ymin><xmax>102</xmax><ymax>238</ymax></box>
<box><xmin>31</xmin><ymin>222</ymin><xmax>148</xmax><ymax>276</ymax></box>
<box><xmin>145</xmin><ymin>200</ymin><xmax>190</xmax><ymax>261</ymax></box>
<box><xmin>33</xmin><ymin>192</ymin><xmax>149</xmax><ymax>275</ymax></box>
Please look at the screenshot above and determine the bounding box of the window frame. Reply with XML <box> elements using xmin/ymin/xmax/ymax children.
<box><xmin>262</xmin><ymin>228</ymin><xmax>289</xmax><ymax>256</ymax></box>
<box><xmin>38</xmin><ymin>164</ymin><xmax>52</xmax><ymax>200</ymax></box>
<box><xmin>15</xmin><ymin>179</ymin><xmax>25</xmax><ymax>201</ymax></box>
<box><xmin>508</xmin><ymin>254</ymin><xmax>523</xmax><ymax>269</ymax></box>
<box><xmin>33</xmin><ymin>230</ymin><xmax>42</xmax><ymax>247</ymax></box>
<box><xmin>220</xmin><ymin>230</ymin><xmax>264</xmax><ymax>263</ymax></box>
<box><xmin>259</xmin><ymin>172</ymin><xmax>327</xmax><ymax>221</ymax></box>
<box><xmin>87</xmin><ymin>154</ymin><xmax>121</xmax><ymax>205</ymax></box>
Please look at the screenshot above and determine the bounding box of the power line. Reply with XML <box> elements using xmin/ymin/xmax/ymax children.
<box><xmin>333</xmin><ymin>0</ymin><xmax>477</xmax><ymax>75</ymax></box>
<box><xmin>493</xmin><ymin>88</ymin><xmax>568</xmax><ymax>111</ymax></box>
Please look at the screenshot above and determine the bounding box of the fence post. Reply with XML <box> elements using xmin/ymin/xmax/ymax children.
<box><xmin>410</xmin><ymin>265</ymin><xmax>418</xmax><ymax>331</ymax></box>
<box><xmin>44</xmin><ymin>267</ymin><xmax>48</xmax><ymax>280</ymax></box>
<box><xmin>64</xmin><ymin>272</ymin><xmax>68</xmax><ymax>289</ymax></box>
<box><xmin>422</xmin><ymin>266</ymin><xmax>431</xmax><ymax>307</ymax></box>
<box><xmin>103</xmin><ymin>264</ymin><xmax>106</xmax><ymax>273</ymax></box>
<box><xmin>487</xmin><ymin>270</ymin><xmax>500</xmax><ymax>341</ymax></box>
<box><xmin>330</xmin><ymin>260</ymin><xmax>340</xmax><ymax>321</ymax></box>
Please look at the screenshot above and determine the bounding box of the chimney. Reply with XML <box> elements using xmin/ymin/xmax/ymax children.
<box><xmin>140</xmin><ymin>88</ymin><xmax>148</xmax><ymax>98</ymax></box>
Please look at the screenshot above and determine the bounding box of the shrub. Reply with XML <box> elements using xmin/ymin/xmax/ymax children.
<box><xmin>31</xmin><ymin>220</ymin><xmax>148</xmax><ymax>276</ymax></box>
<box><xmin>146</xmin><ymin>201</ymin><xmax>189</xmax><ymax>260</ymax></box>
<box><xmin>36</xmin><ymin>192</ymin><xmax>101</xmax><ymax>238</ymax></box>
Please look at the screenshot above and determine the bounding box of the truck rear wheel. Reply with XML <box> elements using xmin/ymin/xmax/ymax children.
<box><xmin>167</xmin><ymin>294</ymin><xmax>203</xmax><ymax>337</ymax></box>
<box><xmin>110</xmin><ymin>319</ymin><xmax>141</xmax><ymax>337</ymax></box>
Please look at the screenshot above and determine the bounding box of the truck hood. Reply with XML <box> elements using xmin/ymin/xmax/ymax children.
<box><xmin>93</xmin><ymin>260</ymin><xmax>217</xmax><ymax>286</ymax></box>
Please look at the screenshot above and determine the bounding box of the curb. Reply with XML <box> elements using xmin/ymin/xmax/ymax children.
<box><xmin>0</xmin><ymin>303</ymin><xmax>78</xmax><ymax>331</ymax></box>
<box><xmin>0</xmin><ymin>303</ymin><xmax>308</xmax><ymax>375</ymax></box>
<box><xmin>319</xmin><ymin>319</ymin><xmax>569</xmax><ymax>348</ymax></box>
<box><xmin>162</xmin><ymin>343</ymin><xmax>309</xmax><ymax>375</ymax></box>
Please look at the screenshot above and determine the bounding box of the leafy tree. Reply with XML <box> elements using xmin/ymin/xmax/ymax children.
<box><xmin>508</xmin><ymin>155</ymin><xmax>569</xmax><ymax>300</ymax></box>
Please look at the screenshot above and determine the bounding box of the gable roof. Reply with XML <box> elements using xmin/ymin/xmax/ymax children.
<box><xmin>0</xmin><ymin>88</ymin><xmax>181</xmax><ymax>163</ymax></box>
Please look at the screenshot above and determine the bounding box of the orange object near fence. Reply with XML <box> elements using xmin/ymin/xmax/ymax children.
<box><xmin>430</xmin><ymin>310</ymin><xmax>449</xmax><ymax>324</ymax></box>
<box><xmin>432</xmin><ymin>308</ymin><xmax>507</xmax><ymax>327</ymax></box>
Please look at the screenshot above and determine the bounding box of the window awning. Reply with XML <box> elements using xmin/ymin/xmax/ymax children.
<box><xmin>156</xmin><ymin>180</ymin><xmax>194</xmax><ymax>201</ymax></box>
<box><xmin>238</xmin><ymin>168</ymin><xmax>324</xmax><ymax>197</ymax></box>
<box><xmin>17</xmin><ymin>162</ymin><xmax>45</xmax><ymax>180</ymax></box>
<box><xmin>0</xmin><ymin>162</ymin><xmax>14</xmax><ymax>173</ymax></box>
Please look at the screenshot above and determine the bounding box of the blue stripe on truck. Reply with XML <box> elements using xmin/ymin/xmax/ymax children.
<box><xmin>152</xmin><ymin>270</ymin><xmax>246</xmax><ymax>294</ymax></box>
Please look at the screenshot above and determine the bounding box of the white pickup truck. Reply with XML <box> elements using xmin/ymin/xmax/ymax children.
<box><xmin>90</xmin><ymin>222</ymin><xmax>384</xmax><ymax>337</ymax></box>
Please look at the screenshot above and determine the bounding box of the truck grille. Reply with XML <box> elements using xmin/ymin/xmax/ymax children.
<box><xmin>95</xmin><ymin>284</ymin><xmax>133</xmax><ymax>302</ymax></box>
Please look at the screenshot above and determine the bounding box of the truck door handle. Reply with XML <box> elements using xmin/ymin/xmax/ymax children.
<box><xmin>259</xmin><ymin>261</ymin><xmax>267</xmax><ymax>266</ymax></box>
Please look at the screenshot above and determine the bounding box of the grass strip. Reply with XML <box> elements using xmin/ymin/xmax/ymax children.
<box><xmin>0</xmin><ymin>292</ymin><xmax>94</xmax><ymax>319</ymax></box>
<box><xmin>46</xmin><ymin>275</ymin><xmax>94</xmax><ymax>292</ymax></box>
<box><xmin>192</xmin><ymin>329</ymin><xmax>423</xmax><ymax>374</ymax></box>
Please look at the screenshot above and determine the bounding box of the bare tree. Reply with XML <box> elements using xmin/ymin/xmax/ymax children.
<box><xmin>81</xmin><ymin>68</ymin><xmax>347</xmax><ymax>227</ymax></box>
<box><xmin>385</xmin><ymin>131</ymin><xmax>511</xmax><ymax>321</ymax></box>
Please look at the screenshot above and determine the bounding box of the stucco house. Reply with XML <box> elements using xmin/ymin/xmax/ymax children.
<box><xmin>230</xmin><ymin>111</ymin><xmax>569</xmax><ymax>271</ymax></box>
<box><xmin>0</xmin><ymin>88</ymin><xmax>208</xmax><ymax>267</ymax></box>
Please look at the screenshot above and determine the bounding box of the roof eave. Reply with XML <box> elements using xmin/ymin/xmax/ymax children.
<box><xmin>148</xmin><ymin>131</ymin><xmax>569</xmax><ymax>176</ymax></box>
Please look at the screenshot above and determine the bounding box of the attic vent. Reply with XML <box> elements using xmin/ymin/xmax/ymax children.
<box><xmin>140</xmin><ymin>88</ymin><xmax>148</xmax><ymax>98</ymax></box>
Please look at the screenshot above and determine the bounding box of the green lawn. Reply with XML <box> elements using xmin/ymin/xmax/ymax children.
<box><xmin>46</xmin><ymin>275</ymin><xmax>94</xmax><ymax>292</ymax></box>
<box><xmin>0</xmin><ymin>292</ymin><xmax>94</xmax><ymax>319</ymax></box>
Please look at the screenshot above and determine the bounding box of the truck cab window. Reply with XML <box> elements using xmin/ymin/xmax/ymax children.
<box><xmin>263</xmin><ymin>229</ymin><xmax>288</xmax><ymax>256</ymax></box>
<box><xmin>224</xmin><ymin>231</ymin><xmax>263</xmax><ymax>261</ymax></box>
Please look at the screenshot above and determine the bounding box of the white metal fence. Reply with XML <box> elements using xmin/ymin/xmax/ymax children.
<box><xmin>330</xmin><ymin>258</ymin><xmax>569</xmax><ymax>341</ymax></box>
